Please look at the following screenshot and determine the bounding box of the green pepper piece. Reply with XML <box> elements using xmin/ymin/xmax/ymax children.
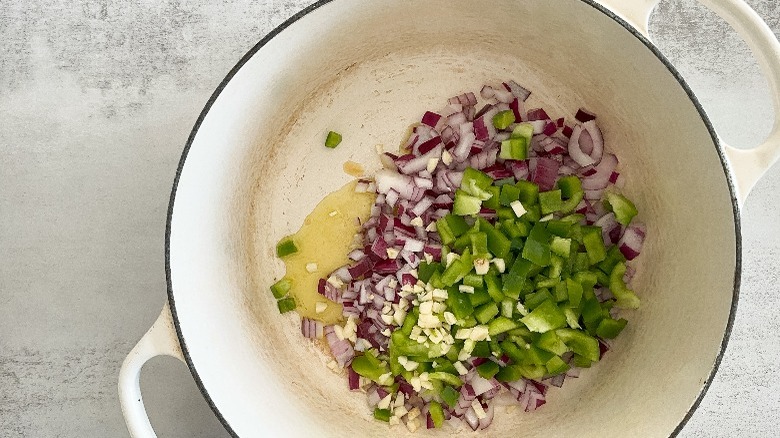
<box><xmin>441</xmin><ymin>386</ymin><xmax>460</xmax><ymax>408</ymax></box>
<box><xmin>429</xmin><ymin>270</ymin><xmax>445</xmax><ymax>289</ymax></box>
<box><xmin>502</xmin><ymin>258</ymin><xmax>532</xmax><ymax>300</ymax></box>
<box><xmin>524</xmin><ymin>289</ymin><xmax>554</xmax><ymax>311</ymax></box>
<box><xmin>581</xmin><ymin>298</ymin><xmax>604</xmax><ymax>334</ymax></box>
<box><xmin>471</xmin><ymin>341</ymin><xmax>491</xmax><ymax>358</ymax></box>
<box><xmin>515</xmin><ymin>180</ymin><xmax>540</xmax><ymax>205</ymax></box>
<box><xmin>477</xmin><ymin>361</ymin><xmax>501</xmax><ymax>379</ymax></box>
<box><xmin>566</xmin><ymin>278</ymin><xmax>583</xmax><ymax>308</ymax></box>
<box><xmin>519</xmin><ymin>364</ymin><xmax>547</xmax><ymax>380</ymax></box>
<box><xmin>560</xmin><ymin>192</ymin><xmax>585</xmax><ymax>215</ymax></box>
<box><xmin>429</xmin><ymin>401</ymin><xmax>445</xmax><ymax>428</ymax></box>
<box><xmin>514</xmin><ymin>219</ymin><xmax>532</xmax><ymax>237</ymax></box>
<box><xmin>500</xmin><ymin>184</ymin><xmax>522</xmax><ymax>207</ymax></box>
<box><xmin>598</xmin><ymin>245</ymin><xmax>627</xmax><ymax>276</ymax></box>
<box><xmin>276</xmin><ymin>297</ymin><xmax>296</xmax><ymax>313</ymax></box>
<box><xmin>351</xmin><ymin>352</ymin><xmax>387</xmax><ymax>381</ymax></box>
<box><xmin>462</xmin><ymin>167</ymin><xmax>494</xmax><ymax>192</ymax></box>
<box><xmin>573</xmin><ymin>253</ymin><xmax>590</xmax><ymax>272</ymax></box>
<box><xmin>572</xmin><ymin>354</ymin><xmax>593</xmax><ymax>368</ymax></box>
<box><xmin>488</xmin><ymin>316</ymin><xmax>519</xmax><ymax>336</ymax></box>
<box><xmin>401</xmin><ymin>312</ymin><xmax>417</xmax><ymax>335</ymax></box>
<box><xmin>511</xmin><ymin>122</ymin><xmax>534</xmax><ymax>140</ymax></box>
<box><xmin>557</xmin><ymin>175</ymin><xmax>582</xmax><ymax>198</ymax></box>
<box><xmin>475</xmin><ymin>302</ymin><xmax>499</xmax><ymax>324</ymax></box>
<box><xmin>500</xmin><ymin>219</ymin><xmax>523</xmax><ymax>239</ymax></box>
<box><xmin>484</xmin><ymin>273</ymin><xmax>504</xmax><ymax>303</ymax></box>
<box><xmin>429</xmin><ymin>371</ymin><xmax>463</xmax><ymax>387</ymax></box>
<box><xmin>563</xmin><ymin>307</ymin><xmax>581</xmax><ymax>329</ymax></box>
<box><xmin>501</xmin><ymin>299</ymin><xmax>514</xmax><ymax>318</ymax></box>
<box><xmin>610</xmin><ymin>262</ymin><xmax>640</xmax><ymax>309</ymax></box>
<box><xmin>470</xmin><ymin>232</ymin><xmax>489</xmax><ymax>258</ymax></box>
<box><xmin>446</xmin><ymin>286</ymin><xmax>474</xmax><ymax>320</ymax></box>
<box><xmin>270</xmin><ymin>278</ymin><xmax>292</xmax><ymax>299</ymax></box>
<box><xmin>463</xmin><ymin>272</ymin><xmax>484</xmax><ymax>289</ymax></box>
<box><xmin>441</xmin><ymin>249</ymin><xmax>473</xmax><ymax>286</ymax></box>
<box><xmin>453</xmin><ymin>189</ymin><xmax>483</xmax><ymax>216</ymax></box>
<box><xmin>325</xmin><ymin>131</ymin><xmax>342</xmax><ymax>148</ymax></box>
<box><xmin>556</xmin><ymin>328</ymin><xmax>600</xmax><ymax>362</ymax></box>
<box><xmin>546</xmin><ymin>220</ymin><xmax>572</xmax><ymax>238</ymax></box>
<box><xmin>492</xmin><ymin>110</ymin><xmax>516</xmax><ymax>130</ymax></box>
<box><xmin>469</xmin><ymin>288</ymin><xmax>492</xmax><ymax>307</ymax></box>
<box><xmin>536</xmin><ymin>330</ymin><xmax>569</xmax><ymax>356</ymax></box>
<box><xmin>539</xmin><ymin>190</ymin><xmax>563</xmax><ymax>215</ymax></box>
<box><xmin>275</xmin><ymin>236</ymin><xmax>299</xmax><ymax>258</ymax></box>
<box><xmin>373</xmin><ymin>408</ymin><xmax>391</xmax><ymax>422</ymax></box>
<box><xmin>499</xmin><ymin>340</ymin><xmax>527</xmax><ymax>364</ymax></box>
<box><xmin>452</xmin><ymin>233</ymin><xmax>472</xmax><ymax>253</ymax></box>
<box><xmin>523</xmin><ymin>204</ymin><xmax>542</xmax><ymax>222</ymax></box>
<box><xmin>495</xmin><ymin>364</ymin><xmax>524</xmax><ymax>382</ymax></box>
<box><xmin>522</xmin><ymin>223</ymin><xmax>552</xmax><ymax>266</ymax></box>
<box><xmin>520</xmin><ymin>299</ymin><xmax>567</xmax><ymax>333</ymax></box>
<box><xmin>553</xmin><ymin>281</ymin><xmax>569</xmax><ymax>303</ymax></box>
<box><xmin>605</xmin><ymin>192</ymin><xmax>638</xmax><ymax>226</ymax></box>
<box><xmin>477</xmin><ymin>218</ymin><xmax>512</xmax><ymax>258</ymax></box>
<box><xmin>445</xmin><ymin>214</ymin><xmax>470</xmax><ymax>237</ymax></box>
<box><xmin>417</xmin><ymin>262</ymin><xmax>441</xmax><ymax>284</ymax></box>
<box><xmin>596</xmin><ymin>317</ymin><xmax>628</xmax><ymax>339</ymax></box>
<box><xmin>483</xmin><ymin>185</ymin><xmax>501</xmax><ymax>210</ymax></box>
<box><xmin>499</xmin><ymin>138</ymin><xmax>528</xmax><ymax>160</ymax></box>
<box><xmin>535</xmin><ymin>276</ymin><xmax>559</xmax><ymax>289</ymax></box>
<box><xmin>550</xmin><ymin>236</ymin><xmax>572</xmax><ymax>258</ymax></box>
<box><xmin>581</xmin><ymin>226</ymin><xmax>607</xmax><ymax>264</ymax></box>
<box><xmin>545</xmin><ymin>355</ymin><xmax>570</xmax><ymax>375</ymax></box>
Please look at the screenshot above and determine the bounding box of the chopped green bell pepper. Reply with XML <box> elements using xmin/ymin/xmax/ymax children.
<box><xmin>596</xmin><ymin>317</ymin><xmax>628</xmax><ymax>339</ymax></box>
<box><xmin>325</xmin><ymin>131</ymin><xmax>342</xmax><ymax>148</ymax></box>
<box><xmin>605</xmin><ymin>192</ymin><xmax>638</xmax><ymax>226</ymax></box>
<box><xmin>581</xmin><ymin>226</ymin><xmax>607</xmax><ymax>264</ymax></box>
<box><xmin>556</xmin><ymin>328</ymin><xmax>600</xmax><ymax>362</ymax></box>
<box><xmin>475</xmin><ymin>302</ymin><xmax>500</xmax><ymax>324</ymax></box>
<box><xmin>520</xmin><ymin>299</ymin><xmax>567</xmax><ymax>333</ymax></box>
<box><xmin>502</xmin><ymin>258</ymin><xmax>533</xmax><ymax>300</ymax></box>
<box><xmin>492</xmin><ymin>110</ymin><xmax>516</xmax><ymax>130</ymax></box>
<box><xmin>270</xmin><ymin>278</ymin><xmax>292</xmax><ymax>299</ymax></box>
<box><xmin>374</xmin><ymin>408</ymin><xmax>392</xmax><ymax>422</ymax></box>
<box><xmin>429</xmin><ymin>401</ymin><xmax>445</xmax><ymax>428</ymax></box>
<box><xmin>488</xmin><ymin>316</ymin><xmax>519</xmax><ymax>336</ymax></box>
<box><xmin>276</xmin><ymin>297</ymin><xmax>296</xmax><ymax>313</ymax></box>
<box><xmin>499</xmin><ymin>138</ymin><xmax>528</xmax><ymax>160</ymax></box>
<box><xmin>477</xmin><ymin>361</ymin><xmax>501</xmax><ymax>379</ymax></box>
<box><xmin>522</xmin><ymin>223</ymin><xmax>552</xmax><ymax>266</ymax></box>
<box><xmin>610</xmin><ymin>262</ymin><xmax>640</xmax><ymax>309</ymax></box>
<box><xmin>539</xmin><ymin>190</ymin><xmax>563</xmax><ymax>215</ymax></box>
<box><xmin>536</xmin><ymin>330</ymin><xmax>569</xmax><ymax>355</ymax></box>
<box><xmin>275</xmin><ymin>236</ymin><xmax>299</xmax><ymax>258</ymax></box>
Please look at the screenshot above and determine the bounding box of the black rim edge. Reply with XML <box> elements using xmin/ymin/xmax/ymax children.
<box><xmin>163</xmin><ymin>1</ymin><xmax>743</xmax><ymax>437</ymax></box>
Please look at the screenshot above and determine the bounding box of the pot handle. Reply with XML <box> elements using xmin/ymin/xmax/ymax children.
<box><xmin>599</xmin><ymin>0</ymin><xmax>780</xmax><ymax>207</ymax></box>
<box><xmin>118</xmin><ymin>302</ymin><xmax>185</xmax><ymax>438</ymax></box>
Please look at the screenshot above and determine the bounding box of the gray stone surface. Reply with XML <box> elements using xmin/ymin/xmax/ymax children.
<box><xmin>1</xmin><ymin>0</ymin><xmax>778</xmax><ymax>436</ymax></box>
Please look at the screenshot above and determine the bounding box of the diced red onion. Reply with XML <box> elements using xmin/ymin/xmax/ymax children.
<box><xmin>421</xmin><ymin>111</ymin><xmax>442</xmax><ymax>128</ymax></box>
<box><xmin>618</xmin><ymin>222</ymin><xmax>646</xmax><ymax>260</ymax></box>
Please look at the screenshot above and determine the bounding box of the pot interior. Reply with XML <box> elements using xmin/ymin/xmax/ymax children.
<box><xmin>167</xmin><ymin>0</ymin><xmax>738</xmax><ymax>436</ymax></box>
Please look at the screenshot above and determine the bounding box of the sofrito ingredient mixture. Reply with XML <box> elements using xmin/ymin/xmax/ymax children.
<box><xmin>270</xmin><ymin>80</ymin><xmax>646</xmax><ymax>432</ymax></box>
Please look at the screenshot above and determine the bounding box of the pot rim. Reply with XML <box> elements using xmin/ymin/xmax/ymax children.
<box><xmin>164</xmin><ymin>1</ymin><xmax>742</xmax><ymax>436</ymax></box>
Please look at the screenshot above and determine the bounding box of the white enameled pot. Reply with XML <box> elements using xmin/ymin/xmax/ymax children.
<box><xmin>119</xmin><ymin>0</ymin><xmax>780</xmax><ymax>436</ymax></box>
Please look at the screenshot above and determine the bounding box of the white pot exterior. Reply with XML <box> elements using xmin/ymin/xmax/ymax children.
<box><xmin>160</xmin><ymin>1</ymin><xmax>749</xmax><ymax>436</ymax></box>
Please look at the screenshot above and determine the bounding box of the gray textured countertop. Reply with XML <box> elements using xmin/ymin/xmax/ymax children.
<box><xmin>2</xmin><ymin>1</ymin><xmax>779</xmax><ymax>436</ymax></box>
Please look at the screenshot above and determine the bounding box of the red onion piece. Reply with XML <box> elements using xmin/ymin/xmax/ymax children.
<box><xmin>575</xmin><ymin>108</ymin><xmax>597</xmax><ymax>123</ymax></box>
<box><xmin>421</xmin><ymin>111</ymin><xmax>441</xmax><ymax>127</ymax></box>
<box><xmin>618</xmin><ymin>222</ymin><xmax>646</xmax><ymax>260</ymax></box>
